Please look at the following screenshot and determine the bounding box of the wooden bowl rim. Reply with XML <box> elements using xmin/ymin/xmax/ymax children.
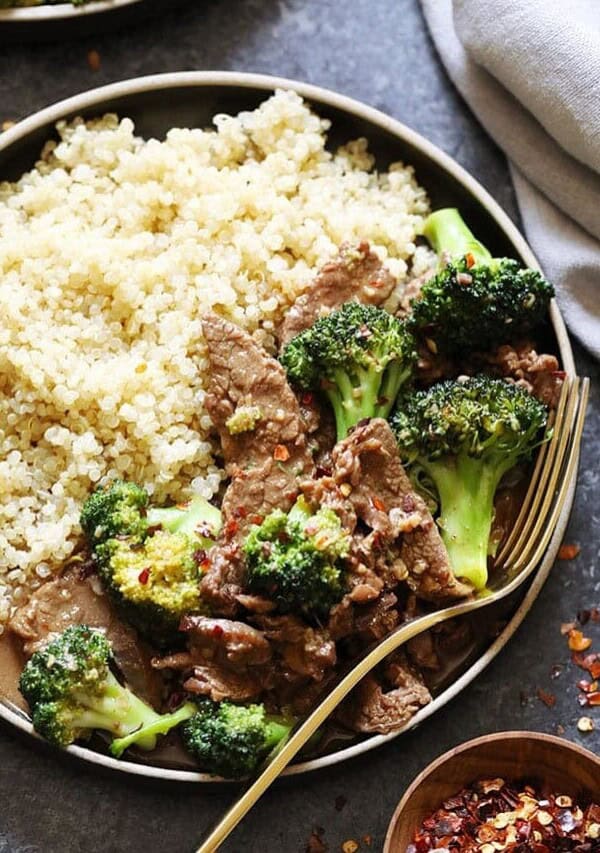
<box><xmin>384</xmin><ymin>731</ymin><xmax>600</xmax><ymax>852</ymax></box>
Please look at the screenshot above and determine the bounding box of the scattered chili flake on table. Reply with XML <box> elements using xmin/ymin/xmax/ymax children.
<box><xmin>536</xmin><ymin>687</ymin><xmax>556</xmax><ymax>708</ymax></box>
<box><xmin>558</xmin><ymin>543</ymin><xmax>580</xmax><ymax>560</ymax></box>
<box><xmin>568</xmin><ymin>629</ymin><xmax>593</xmax><ymax>652</ymax></box>
<box><xmin>306</xmin><ymin>827</ymin><xmax>328</xmax><ymax>852</ymax></box>
<box><xmin>409</xmin><ymin>778</ymin><xmax>600</xmax><ymax>851</ymax></box>
<box><xmin>87</xmin><ymin>49</ymin><xmax>101</xmax><ymax>71</ymax></box>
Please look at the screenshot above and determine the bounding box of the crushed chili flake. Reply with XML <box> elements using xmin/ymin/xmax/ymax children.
<box><xmin>558</xmin><ymin>543</ymin><xmax>580</xmax><ymax>560</ymax></box>
<box><xmin>273</xmin><ymin>444</ymin><xmax>290</xmax><ymax>461</ymax></box>
<box><xmin>87</xmin><ymin>49</ymin><xmax>101</xmax><ymax>71</ymax></box>
<box><xmin>224</xmin><ymin>518</ymin><xmax>239</xmax><ymax>538</ymax></box>
<box><xmin>306</xmin><ymin>828</ymin><xmax>328</xmax><ymax>853</ymax></box>
<box><xmin>568</xmin><ymin>628</ymin><xmax>593</xmax><ymax>652</ymax></box>
<box><xmin>465</xmin><ymin>252</ymin><xmax>476</xmax><ymax>268</ymax></box>
<box><xmin>301</xmin><ymin>391</ymin><xmax>315</xmax><ymax>405</ymax></box>
<box><xmin>371</xmin><ymin>495</ymin><xmax>386</xmax><ymax>512</ymax></box>
<box><xmin>536</xmin><ymin>687</ymin><xmax>556</xmax><ymax>707</ymax></box>
<box><xmin>412</xmin><ymin>778</ymin><xmax>600</xmax><ymax>850</ymax></box>
<box><xmin>232</xmin><ymin>506</ymin><xmax>247</xmax><ymax>519</ymax></box>
<box><xmin>361</xmin><ymin>835</ymin><xmax>372</xmax><ymax>847</ymax></box>
<box><xmin>138</xmin><ymin>567</ymin><xmax>150</xmax><ymax>585</ymax></box>
<box><xmin>249</xmin><ymin>514</ymin><xmax>264</xmax><ymax>526</ymax></box>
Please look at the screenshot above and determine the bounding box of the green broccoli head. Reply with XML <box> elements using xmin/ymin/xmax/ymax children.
<box><xmin>181</xmin><ymin>699</ymin><xmax>292</xmax><ymax>779</ymax></box>
<box><xmin>19</xmin><ymin>625</ymin><xmax>195</xmax><ymax>755</ymax></box>
<box><xmin>391</xmin><ymin>376</ymin><xmax>548</xmax><ymax>590</ymax></box>
<box><xmin>281</xmin><ymin>301</ymin><xmax>416</xmax><ymax>441</ymax></box>
<box><xmin>80</xmin><ymin>480</ymin><xmax>149</xmax><ymax>546</ymax></box>
<box><xmin>411</xmin><ymin>208</ymin><xmax>554</xmax><ymax>354</ymax></box>
<box><xmin>81</xmin><ymin>486</ymin><xmax>222</xmax><ymax>646</ymax></box>
<box><xmin>242</xmin><ymin>496</ymin><xmax>351</xmax><ymax>619</ymax></box>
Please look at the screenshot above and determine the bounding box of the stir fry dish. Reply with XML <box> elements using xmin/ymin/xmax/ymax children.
<box><xmin>7</xmin><ymin>204</ymin><xmax>562</xmax><ymax>777</ymax></box>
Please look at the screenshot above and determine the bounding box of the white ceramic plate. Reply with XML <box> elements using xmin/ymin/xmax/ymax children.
<box><xmin>0</xmin><ymin>72</ymin><xmax>577</xmax><ymax>783</ymax></box>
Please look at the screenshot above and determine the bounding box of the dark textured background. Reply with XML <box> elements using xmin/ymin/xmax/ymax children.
<box><xmin>1</xmin><ymin>2</ymin><xmax>598</xmax><ymax>851</ymax></box>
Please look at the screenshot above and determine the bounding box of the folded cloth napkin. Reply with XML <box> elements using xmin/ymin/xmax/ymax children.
<box><xmin>420</xmin><ymin>0</ymin><xmax>600</xmax><ymax>357</ymax></box>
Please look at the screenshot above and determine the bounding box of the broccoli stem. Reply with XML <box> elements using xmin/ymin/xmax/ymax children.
<box><xmin>147</xmin><ymin>495</ymin><xmax>221</xmax><ymax>545</ymax></box>
<box><xmin>110</xmin><ymin>701</ymin><xmax>197</xmax><ymax>758</ymax></box>
<box><xmin>263</xmin><ymin>719</ymin><xmax>293</xmax><ymax>756</ymax></box>
<box><xmin>425</xmin><ymin>454</ymin><xmax>511</xmax><ymax>590</ymax></box>
<box><xmin>422</xmin><ymin>208</ymin><xmax>493</xmax><ymax>268</ymax></box>
<box><xmin>327</xmin><ymin>364</ymin><xmax>408</xmax><ymax>441</ymax></box>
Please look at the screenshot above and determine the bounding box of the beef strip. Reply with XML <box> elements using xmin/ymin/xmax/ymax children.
<box><xmin>337</xmin><ymin>651</ymin><xmax>431</xmax><ymax>734</ymax></box>
<box><xmin>179</xmin><ymin>615</ymin><xmax>272</xmax><ymax>667</ymax></box>
<box><xmin>183</xmin><ymin>665</ymin><xmax>264</xmax><ymax>703</ymax></box>
<box><xmin>9</xmin><ymin>569</ymin><xmax>162</xmax><ymax>708</ymax></box>
<box><xmin>475</xmin><ymin>341</ymin><xmax>563</xmax><ymax>407</ymax></box>
<box><xmin>252</xmin><ymin>614</ymin><xmax>336</xmax><ymax>682</ymax></box>
<box><xmin>199</xmin><ymin>312</ymin><xmax>314</xmax><ymax>615</ymax></box>
<box><xmin>278</xmin><ymin>242</ymin><xmax>398</xmax><ymax>348</ymax></box>
<box><xmin>311</xmin><ymin>419</ymin><xmax>472</xmax><ymax>601</ymax></box>
<box><xmin>152</xmin><ymin>615</ymin><xmax>272</xmax><ymax>703</ymax></box>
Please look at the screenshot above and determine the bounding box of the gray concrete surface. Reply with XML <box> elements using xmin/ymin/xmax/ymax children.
<box><xmin>1</xmin><ymin>1</ymin><xmax>598</xmax><ymax>851</ymax></box>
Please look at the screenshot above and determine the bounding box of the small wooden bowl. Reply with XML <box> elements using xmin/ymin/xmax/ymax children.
<box><xmin>384</xmin><ymin>731</ymin><xmax>600</xmax><ymax>851</ymax></box>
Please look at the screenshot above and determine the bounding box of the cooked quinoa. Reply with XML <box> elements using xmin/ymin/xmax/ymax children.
<box><xmin>0</xmin><ymin>89</ymin><xmax>431</xmax><ymax>625</ymax></box>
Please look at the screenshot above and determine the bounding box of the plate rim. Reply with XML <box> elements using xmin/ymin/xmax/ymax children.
<box><xmin>0</xmin><ymin>70</ymin><xmax>576</xmax><ymax>782</ymax></box>
<box><xmin>0</xmin><ymin>0</ymin><xmax>143</xmax><ymax>22</ymax></box>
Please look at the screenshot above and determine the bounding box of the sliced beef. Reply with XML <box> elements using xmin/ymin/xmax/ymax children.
<box><xmin>337</xmin><ymin>651</ymin><xmax>431</xmax><ymax>734</ymax></box>
<box><xmin>201</xmin><ymin>311</ymin><xmax>313</xmax><ymax>475</ymax></box>
<box><xmin>200</xmin><ymin>312</ymin><xmax>314</xmax><ymax>615</ymax></box>
<box><xmin>179</xmin><ymin>615</ymin><xmax>272</xmax><ymax>667</ymax></box>
<box><xmin>183</xmin><ymin>665</ymin><xmax>263</xmax><ymax>703</ymax></box>
<box><xmin>9</xmin><ymin>570</ymin><xmax>162</xmax><ymax>708</ymax></box>
<box><xmin>317</xmin><ymin>419</ymin><xmax>472</xmax><ymax>601</ymax></box>
<box><xmin>475</xmin><ymin>341</ymin><xmax>563</xmax><ymax>407</ymax></box>
<box><xmin>252</xmin><ymin>614</ymin><xmax>336</xmax><ymax>682</ymax></box>
<box><xmin>278</xmin><ymin>242</ymin><xmax>398</xmax><ymax>348</ymax></box>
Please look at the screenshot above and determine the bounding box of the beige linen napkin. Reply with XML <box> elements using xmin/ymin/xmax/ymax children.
<box><xmin>420</xmin><ymin>0</ymin><xmax>600</xmax><ymax>357</ymax></box>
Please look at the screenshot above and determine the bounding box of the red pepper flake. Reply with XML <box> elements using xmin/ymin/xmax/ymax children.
<box><xmin>558</xmin><ymin>543</ymin><xmax>580</xmax><ymax>560</ymax></box>
<box><xmin>87</xmin><ymin>49</ymin><xmax>101</xmax><ymax>71</ymax></box>
<box><xmin>371</xmin><ymin>495</ymin><xmax>386</xmax><ymax>512</ymax></box>
<box><xmin>306</xmin><ymin>828</ymin><xmax>327</xmax><ymax>853</ymax></box>
<box><xmin>577</xmin><ymin>679</ymin><xmax>595</xmax><ymax>693</ymax></box>
<box><xmin>224</xmin><ymin>518</ymin><xmax>239</xmax><ymax>538</ymax></box>
<box><xmin>587</xmin><ymin>691</ymin><xmax>600</xmax><ymax>706</ymax></box>
<box><xmin>138</xmin><ymin>567</ymin><xmax>150</xmax><ymax>585</ymax></box>
<box><xmin>273</xmin><ymin>444</ymin><xmax>290</xmax><ymax>462</ymax></box>
<box><xmin>362</xmin><ymin>836</ymin><xmax>372</xmax><ymax>847</ymax></box>
<box><xmin>568</xmin><ymin>628</ymin><xmax>592</xmax><ymax>652</ymax></box>
<box><xmin>465</xmin><ymin>252</ymin><xmax>476</xmax><ymax>268</ymax></box>
<box><xmin>199</xmin><ymin>557</ymin><xmax>212</xmax><ymax>572</ymax></box>
<box><xmin>249</xmin><ymin>514</ymin><xmax>264</xmax><ymax>525</ymax></box>
<box><xmin>300</xmin><ymin>391</ymin><xmax>315</xmax><ymax>406</ymax></box>
<box><xmin>232</xmin><ymin>506</ymin><xmax>247</xmax><ymax>519</ymax></box>
<box><xmin>211</xmin><ymin>624</ymin><xmax>224</xmax><ymax>639</ymax></box>
<box><xmin>536</xmin><ymin>687</ymin><xmax>556</xmax><ymax>707</ymax></box>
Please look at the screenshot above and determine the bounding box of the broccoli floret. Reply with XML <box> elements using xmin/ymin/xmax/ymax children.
<box><xmin>391</xmin><ymin>376</ymin><xmax>548</xmax><ymax>590</ymax></box>
<box><xmin>80</xmin><ymin>479</ymin><xmax>149</xmax><ymax>546</ymax></box>
<box><xmin>243</xmin><ymin>495</ymin><xmax>350</xmax><ymax>619</ymax></box>
<box><xmin>181</xmin><ymin>699</ymin><xmax>293</xmax><ymax>778</ymax></box>
<box><xmin>19</xmin><ymin>625</ymin><xmax>196</xmax><ymax>757</ymax></box>
<box><xmin>81</xmin><ymin>485</ymin><xmax>222</xmax><ymax>645</ymax></box>
<box><xmin>225</xmin><ymin>405</ymin><xmax>263</xmax><ymax>435</ymax></box>
<box><xmin>281</xmin><ymin>301</ymin><xmax>416</xmax><ymax>441</ymax></box>
<box><xmin>410</xmin><ymin>208</ymin><xmax>554</xmax><ymax>354</ymax></box>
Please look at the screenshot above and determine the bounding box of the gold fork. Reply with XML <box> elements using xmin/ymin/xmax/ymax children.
<box><xmin>196</xmin><ymin>376</ymin><xmax>589</xmax><ymax>853</ymax></box>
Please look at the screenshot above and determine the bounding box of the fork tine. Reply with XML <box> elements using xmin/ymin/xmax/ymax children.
<box><xmin>507</xmin><ymin>378</ymin><xmax>589</xmax><ymax>575</ymax></box>
<box><xmin>494</xmin><ymin>380</ymin><xmax>567</xmax><ymax>565</ymax></box>
<box><xmin>498</xmin><ymin>377</ymin><xmax>579</xmax><ymax>571</ymax></box>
